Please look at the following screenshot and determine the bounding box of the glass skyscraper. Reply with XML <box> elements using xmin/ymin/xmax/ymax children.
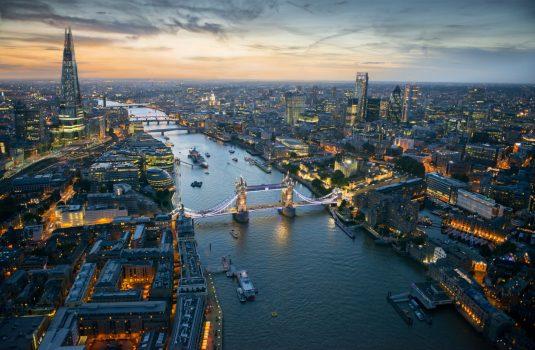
<box><xmin>52</xmin><ymin>27</ymin><xmax>85</xmax><ymax>145</ymax></box>
<box><xmin>354</xmin><ymin>72</ymin><xmax>368</xmax><ymax>122</ymax></box>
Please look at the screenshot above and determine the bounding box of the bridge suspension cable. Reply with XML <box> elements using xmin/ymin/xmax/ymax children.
<box><xmin>293</xmin><ymin>188</ymin><xmax>340</xmax><ymax>204</ymax></box>
<box><xmin>182</xmin><ymin>194</ymin><xmax>238</xmax><ymax>218</ymax></box>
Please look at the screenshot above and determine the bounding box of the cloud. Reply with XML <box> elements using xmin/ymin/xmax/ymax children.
<box><xmin>0</xmin><ymin>0</ymin><xmax>280</xmax><ymax>37</ymax></box>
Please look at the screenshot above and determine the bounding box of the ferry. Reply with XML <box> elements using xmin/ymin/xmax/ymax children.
<box><xmin>191</xmin><ymin>181</ymin><xmax>203</xmax><ymax>188</ymax></box>
<box><xmin>236</xmin><ymin>270</ymin><xmax>257</xmax><ymax>300</ymax></box>
<box><xmin>232</xmin><ymin>157</ymin><xmax>238</xmax><ymax>162</ymax></box>
<box><xmin>229</xmin><ymin>149</ymin><xmax>235</xmax><ymax>154</ymax></box>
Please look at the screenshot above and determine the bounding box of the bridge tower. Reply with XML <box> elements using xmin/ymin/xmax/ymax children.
<box><xmin>233</xmin><ymin>176</ymin><xmax>249</xmax><ymax>223</ymax></box>
<box><xmin>280</xmin><ymin>172</ymin><xmax>296</xmax><ymax>217</ymax></box>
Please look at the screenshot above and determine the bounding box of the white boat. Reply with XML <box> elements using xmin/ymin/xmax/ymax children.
<box><xmin>236</xmin><ymin>270</ymin><xmax>257</xmax><ymax>299</ymax></box>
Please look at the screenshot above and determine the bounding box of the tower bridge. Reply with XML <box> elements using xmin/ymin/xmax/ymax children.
<box><xmin>170</xmin><ymin>174</ymin><xmax>341</xmax><ymax>223</ymax></box>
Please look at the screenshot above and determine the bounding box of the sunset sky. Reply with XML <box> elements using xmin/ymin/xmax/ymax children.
<box><xmin>1</xmin><ymin>0</ymin><xmax>534</xmax><ymax>82</ymax></box>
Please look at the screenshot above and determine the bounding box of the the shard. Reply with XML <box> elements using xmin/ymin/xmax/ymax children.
<box><xmin>53</xmin><ymin>27</ymin><xmax>85</xmax><ymax>144</ymax></box>
<box><xmin>60</xmin><ymin>27</ymin><xmax>82</xmax><ymax>111</ymax></box>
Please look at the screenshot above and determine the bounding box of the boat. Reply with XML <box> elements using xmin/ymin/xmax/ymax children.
<box><xmin>271</xmin><ymin>311</ymin><xmax>278</xmax><ymax>318</ymax></box>
<box><xmin>236</xmin><ymin>270</ymin><xmax>257</xmax><ymax>300</ymax></box>
<box><xmin>191</xmin><ymin>181</ymin><xmax>203</xmax><ymax>188</ymax></box>
<box><xmin>232</xmin><ymin>157</ymin><xmax>238</xmax><ymax>162</ymax></box>
<box><xmin>200</xmin><ymin>160</ymin><xmax>209</xmax><ymax>169</ymax></box>
<box><xmin>414</xmin><ymin>309</ymin><xmax>425</xmax><ymax>321</ymax></box>
<box><xmin>236</xmin><ymin>288</ymin><xmax>246</xmax><ymax>303</ymax></box>
<box><xmin>205</xmin><ymin>152</ymin><xmax>211</xmax><ymax>158</ymax></box>
<box><xmin>328</xmin><ymin>206</ymin><xmax>355</xmax><ymax>239</ymax></box>
<box><xmin>188</xmin><ymin>147</ymin><xmax>201</xmax><ymax>162</ymax></box>
<box><xmin>165</xmin><ymin>141</ymin><xmax>174</xmax><ymax>147</ymax></box>
<box><xmin>229</xmin><ymin>149</ymin><xmax>235</xmax><ymax>154</ymax></box>
<box><xmin>221</xmin><ymin>256</ymin><xmax>231</xmax><ymax>272</ymax></box>
<box><xmin>230</xmin><ymin>230</ymin><xmax>238</xmax><ymax>239</ymax></box>
<box><xmin>164</xmin><ymin>136</ymin><xmax>170</xmax><ymax>140</ymax></box>
<box><xmin>204</xmin><ymin>171</ymin><xmax>210</xmax><ymax>175</ymax></box>
<box><xmin>409</xmin><ymin>299</ymin><xmax>419</xmax><ymax>310</ymax></box>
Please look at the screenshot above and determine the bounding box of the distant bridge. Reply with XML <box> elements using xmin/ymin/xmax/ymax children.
<box><xmin>171</xmin><ymin>174</ymin><xmax>341</xmax><ymax>222</ymax></box>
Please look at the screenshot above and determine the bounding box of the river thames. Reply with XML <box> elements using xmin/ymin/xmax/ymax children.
<box><xmin>137</xmin><ymin>112</ymin><xmax>491</xmax><ymax>349</ymax></box>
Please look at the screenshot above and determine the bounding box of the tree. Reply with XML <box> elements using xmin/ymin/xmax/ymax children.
<box><xmin>331</xmin><ymin>170</ymin><xmax>346</xmax><ymax>186</ymax></box>
<box><xmin>311</xmin><ymin>179</ymin><xmax>328</xmax><ymax>195</ymax></box>
<box><xmin>395</xmin><ymin>156</ymin><xmax>425</xmax><ymax>178</ymax></box>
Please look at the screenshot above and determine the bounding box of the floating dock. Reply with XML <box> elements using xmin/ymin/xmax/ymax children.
<box><xmin>387</xmin><ymin>292</ymin><xmax>413</xmax><ymax>326</ymax></box>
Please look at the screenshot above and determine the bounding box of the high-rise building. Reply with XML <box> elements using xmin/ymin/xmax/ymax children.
<box><xmin>284</xmin><ymin>92</ymin><xmax>305</xmax><ymax>126</ymax></box>
<box><xmin>52</xmin><ymin>28</ymin><xmax>85</xmax><ymax>145</ymax></box>
<box><xmin>388</xmin><ymin>85</ymin><xmax>402</xmax><ymax>122</ymax></box>
<box><xmin>354</xmin><ymin>72</ymin><xmax>368</xmax><ymax>122</ymax></box>
<box><xmin>366</xmin><ymin>98</ymin><xmax>380</xmax><ymax>121</ymax></box>
<box><xmin>401</xmin><ymin>84</ymin><xmax>412</xmax><ymax>123</ymax></box>
<box><xmin>14</xmin><ymin>100</ymin><xmax>45</xmax><ymax>148</ymax></box>
<box><xmin>345</xmin><ymin>97</ymin><xmax>358</xmax><ymax>129</ymax></box>
<box><xmin>402</xmin><ymin>84</ymin><xmax>421</xmax><ymax>123</ymax></box>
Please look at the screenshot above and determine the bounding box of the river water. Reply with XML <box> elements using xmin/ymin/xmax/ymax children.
<box><xmin>136</xmin><ymin>110</ymin><xmax>491</xmax><ymax>350</ymax></box>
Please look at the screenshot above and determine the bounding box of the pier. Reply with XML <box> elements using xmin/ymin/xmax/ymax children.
<box><xmin>387</xmin><ymin>292</ymin><xmax>413</xmax><ymax>326</ymax></box>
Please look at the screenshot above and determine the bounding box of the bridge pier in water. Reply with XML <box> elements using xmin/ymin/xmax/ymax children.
<box><xmin>279</xmin><ymin>173</ymin><xmax>296</xmax><ymax>217</ymax></box>
<box><xmin>233</xmin><ymin>176</ymin><xmax>249</xmax><ymax>223</ymax></box>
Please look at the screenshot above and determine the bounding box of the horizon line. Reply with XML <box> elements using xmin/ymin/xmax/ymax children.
<box><xmin>1</xmin><ymin>77</ymin><xmax>534</xmax><ymax>86</ymax></box>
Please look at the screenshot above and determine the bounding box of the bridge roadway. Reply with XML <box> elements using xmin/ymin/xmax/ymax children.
<box><xmin>245</xmin><ymin>183</ymin><xmax>285</xmax><ymax>192</ymax></box>
<box><xmin>185</xmin><ymin>200</ymin><xmax>331</xmax><ymax>218</ymax></box>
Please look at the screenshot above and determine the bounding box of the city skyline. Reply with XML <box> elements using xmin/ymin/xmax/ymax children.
<box><xmin>1</xmin><ymin>0</ymin><xmax>534</xmax><ymax>83</ymax></box>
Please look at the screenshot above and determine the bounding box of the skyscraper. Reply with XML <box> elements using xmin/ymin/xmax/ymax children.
<box><xmin>61</xmin><ymin>28</ymin><xmax>81</xmax><ymax>111</ymax></box>
<box><xmin>14</xmin><ymin>100</ymin><xmax>44</xmax><ymax>147</ymax></box>
<box><xmin>354</xmin><ymin>72</ymin><xmax>368</xmax><ymax>122</ymax></box>
<box><xmin>52</xmin><ymin>27</ymin><xmax>85</xmax><ymax>145</ymax></box>
<box><xmin>402</xmin><ymin>84</ymin><xmax>421</xmax><ymax>123</ymax></box>
<box><xmin>401</xmin><ymin>84</ymin><xmax>412</xmax><ymax>123</ymax></box>
<box><xmin>366</xmin><ymin>98</ymin><xmax>381</xmax><ymax>121</ymax></box>
<box><xmin>388</xmin><ymin>85</ymin><xmax>402</xmax><ymax>122</ymax></box>
<box><xmin>285</xmin><ymin>92</ymin><xmax>305</xmax><ymax>126</ymax></box>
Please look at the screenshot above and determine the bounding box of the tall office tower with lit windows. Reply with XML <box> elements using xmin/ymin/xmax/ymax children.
<box><xmin>402</xmin><ymin>84</ymin><xmax>421</xmax><ymax>123</ymax></box>
<box><xmin>401</xmin><ymin>84</ymin><xmax>413</xmax><ymax>123</ymax></box>
<box><xmin>52</xmin><ymin>27</ymin><xmax>85</xmax><ymax>145</ymax></box>
<box><xmin>354</xmin><ymin>72</ymin><xmax>368</xmax><ymax>122</ymax></box>
<box><xmin>388</xmin><ymin>85</ymin><xmax>403</xmax><ymax>122</ymax></box>
<box><xmin>284</xmin><ymin>92</ymin><xmax>305</xmax><ymax>126</ymax></box>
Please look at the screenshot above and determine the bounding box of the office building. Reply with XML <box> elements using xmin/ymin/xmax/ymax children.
<box><xmin>465</xmin><ymin>143</ymin><xmax>502</xmax><ymax>166</ymax></box>
<box><xmin>89</xmin><ymin>161</ymin><xmax>140</xmax><ymax>189</ymax></box>
<box><xmin>284</xmin><ymin>92</ymin><xmax>305</xmax><ymax>126</ymax></box>
<box><xmin>456</xmin><ymin>189</ymin><xmax>507</xmax><ymax>220</ymax></box>
<box><xmin>14</xmin><ymin>101</ymin><xmax>45</xmax><ymax>149</ymax></box>
<box><xmin>388</xmin><ymin>85</ymin><xmax>403</xmax><ymax>122</ymax></box>
<box><xmin>354</xmin><ymin>72</ymin><xmax>368</xmax><ymax>122</ymax></box>
<box><xmin>366</xmin><ymin>97</ymin><xmax>380</xmax><ymax>121</ymax></box>
<box><xmin>345</xmin><ymin>97</ymin><xmax>359</xmax><ymax>129</ymax></box>
<box><xmin>426</xmin><ymin>172</ymin><xmax>468</xmax><ymax>204</ymax></box>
